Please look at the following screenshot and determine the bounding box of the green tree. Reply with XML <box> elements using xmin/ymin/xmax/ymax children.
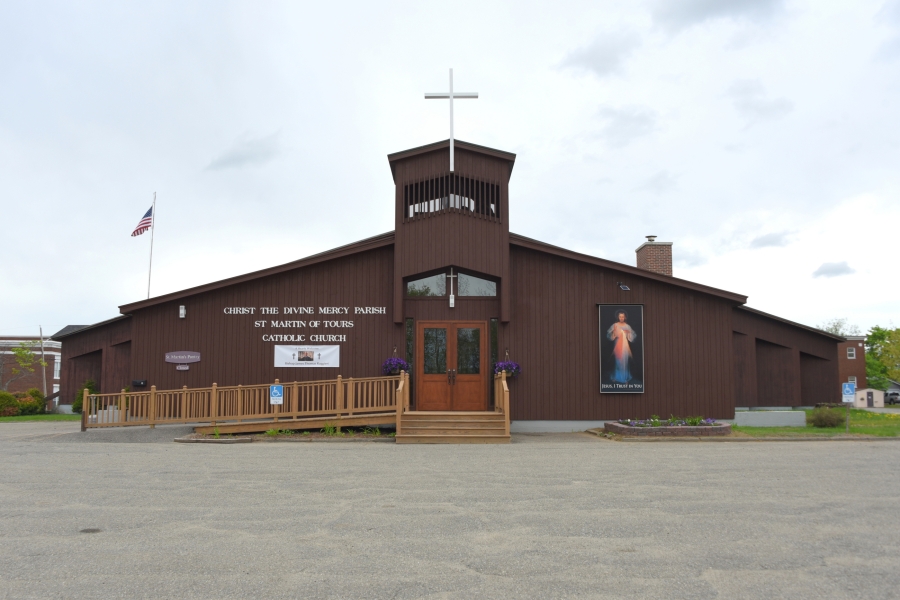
<box><xmin>0</xmin><ymin>342</ymin><xmax>48</xmax><ymax>391</ymax></box>
<box><xmin>818</xmin><ymin>318</ymin><xmax>861</xmax><ymax>336</ymax></box>
<box><xmin>883</xmin><ymin>328</ymin><xmax>900</xmax><ymax>383</ymax></box>
<box><xmin>866</xmin><ymin>326</ymin><xmax>893</xmax><ymax>390</ymax></box>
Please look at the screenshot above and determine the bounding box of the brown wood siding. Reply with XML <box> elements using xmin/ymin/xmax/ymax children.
<box><xmin>58</xmin><ymin>317</ymin><xmax>132</xmax><ymax>403</ymax></box>
<box><xmin>732</xmin><ymin>332</ymin><xmax>757</xmax><ymax>407</ymax></box>
<box><xmin>732</xmin><ymin>307</ymin><xmax>840</xmax><ymax>405</ymax></box>
<box><xmin>129</xmin><ymin>246</ymin><xmax>399</xmax><ymax>392</ymax></box>
<box><xmin>505</xmin><ymin>245</ymin><xmax>737</xmax><ymax>420</ymax></box>
<box><xmin>755</xmin><ymin>339</ymin><xmax>797</xmax><ymax>406</ymax></box>
<box><xmin>392</xmin><ymin>146</ymin><xmax>510</xmax><ymax>322</ymax></box>
<box><xmin>801</xmin><ymin>352</ymin><xmax>836</xmax><ymax>405</ymax></box>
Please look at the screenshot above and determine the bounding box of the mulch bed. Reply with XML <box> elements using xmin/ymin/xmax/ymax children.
<box><xmin>604</xmin><ymin>422</ymin><xmax>732</xmax><ymax>437</ymax></box>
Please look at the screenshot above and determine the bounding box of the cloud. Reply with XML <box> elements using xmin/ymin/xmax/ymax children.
<box><xmin>596</xmin><ymin>106</ymin><xmax>657</xmax><ymax>148</ymax></box>
<box><xmin>206</xmin><ymin>132</ymin><xmax>280</xmax><ymax>170</ymax></box>
<box><xmin>812</xmin><ymin>262</ymin><xmax>856</xmax><ymax>278</ymax></box>
<box><xmin>876</xmin><ymin>1</ymin><xmax>900</xmax><ymax>60</ymax></box>
<box><xmin>728</xmin><ymin>80</ymin><xmax>793</xmax><ymax>124</ymax></box>
<box><xmin>674</xmin><ymin>249</ymin><xmax>708</xmax><ymax>268</ymax></box>
<box><xmin>561</xmin><ymin>32</ymin><xmax>641</xmax><ymax>78</ymax></box>
<box><xmin>638</xmin><ymin>170</ymin><xmax>678</xmax><ymax>194</ymax></box>
<box><xmin>749</xmin><ymin>231</ymin><xmax>791</xmax><ymax>248</ymax></box>
<box><xmin>653</xmin><ymin>0</ymin><xmax>785</xmax><ymax>32</ymax></box>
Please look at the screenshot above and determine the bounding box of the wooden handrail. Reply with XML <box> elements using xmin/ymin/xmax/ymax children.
<box><xmin>81</xmin><ymin>374</ymin><xmax>402</xmax><ymax>430</ymax></box>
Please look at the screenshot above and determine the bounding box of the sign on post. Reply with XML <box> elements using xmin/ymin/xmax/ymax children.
<box><xmin>842</xmin><ymin>382</ymin><xmax>856</xmax><ymax>404</ymax></box>
<box><xmin>270</xmin><ymin>384</ymin><xmax>284</xmax><ymax>405</ymax></box>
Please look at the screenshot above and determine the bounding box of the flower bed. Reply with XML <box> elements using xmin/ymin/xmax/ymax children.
<box><xmin>605</xmin><ymin>417</ymin><xmax>731</xmax><ymax>437</ymax></box>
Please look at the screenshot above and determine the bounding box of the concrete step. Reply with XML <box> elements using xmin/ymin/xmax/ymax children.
<box><xmin>395</xmin><ymin>434</ymin><xmax>510</xmax><ymax>444</ymax></box>
<box><xmin>401</xmin><ymin>428</ymin><xmax>507</xmax><ymax>436</ymax></box>
<box><xmin>401</xmin><ymin>419</ymin><xmax>503</xmax><ymax>428</ymax></box>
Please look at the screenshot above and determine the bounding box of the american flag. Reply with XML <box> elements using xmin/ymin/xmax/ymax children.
<box><xmin>131</xmin><ymin>207</ymin><xmax>153</xmax><ymax>237</ymax></box>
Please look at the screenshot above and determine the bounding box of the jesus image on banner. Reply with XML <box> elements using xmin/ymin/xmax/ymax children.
<box><xmin>606</xmin><ymin>310</ymin><xmax>636</xmax><ymax>383</ymax></box>
<box><xmin>599</xmin><ymin>304</ymin><xmax>644</xmax><ymax>393</ymax></box>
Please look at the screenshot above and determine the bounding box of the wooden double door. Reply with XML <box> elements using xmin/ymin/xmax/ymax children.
<box><xmin>415</xmin><ymin>321</ymin><xmax>488</xmax><ymax>411</ymax></box>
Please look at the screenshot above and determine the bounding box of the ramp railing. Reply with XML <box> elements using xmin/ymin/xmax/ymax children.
<box><xmin>80</xmin><ymin>374</ymin><xmax>404</xmax><ymax>431</ymax></box>
<box><xmin>493</xmin><ymin>370</ymin><xmax>511</xmax><ymax>437</ymax></box>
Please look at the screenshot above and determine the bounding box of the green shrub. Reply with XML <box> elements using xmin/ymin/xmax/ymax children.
<box><xmin>27</xmin><ymin>387</ymin><xmax>44</xmax><ymax>404</ymax></box>
<box><xmin>16</xmin><ymin>395</ymin><xmax>43</xmax><ymax>415</ymax></box>
<box><xmin>71</xmin><ymin>380</ymin><xmax>98</xmax><ymax>414</ymax></box>
<box><xmin>808</xmin><ymin>407</ymin><xmax>844</xmax><ymax>428</ymax></box>
<box><xmin>0</xmin><ymin>392</ymin><xmax>19</xmax><ymax>417</ymax></box>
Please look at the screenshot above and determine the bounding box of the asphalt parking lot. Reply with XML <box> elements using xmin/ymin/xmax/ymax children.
<box><xmin>2</xmin><ymin>422</ymin><xmax>899</xmax><ymax>599</ymax></box>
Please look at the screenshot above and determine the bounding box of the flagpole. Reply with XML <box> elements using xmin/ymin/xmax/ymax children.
<box><xmin>147</xmin><ymin>192</ymin><xmax>156</xmax><ymax>299</ymax></box>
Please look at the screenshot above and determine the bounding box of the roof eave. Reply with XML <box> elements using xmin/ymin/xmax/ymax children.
<box><xmin>118</xmin><ymin>231</ymin><xmax>395</xmax><ymax>313</ymax></box>
<box><xmin>387</xmin><ymin>139</ymin><xmax>517</xmax><ymax>184</ymax></box>
<box><xmin>509</xmin><ymin>233</ymin><xmax>748</xmax><ymax>304</ymax></box>
<box><xmin>736</xmin><ymin>306</ymin><xmax>846</xmax><ymax>341</ymax></box>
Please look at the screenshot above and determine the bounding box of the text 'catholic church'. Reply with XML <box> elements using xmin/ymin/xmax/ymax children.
<box><xmin>54</xmin><ymin>139</ymin><xmax>843</xmax><ymax>430</ymax></box>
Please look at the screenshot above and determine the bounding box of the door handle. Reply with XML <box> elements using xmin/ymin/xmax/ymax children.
<box><xmin>451</xmin><ymin>369</ymin><xmax>457</xmax><ymax>385</ymax></box>
<box><xmin>448</xmin><ymin>370</ymin><xmax>452</xmax><ymax>385</ymax></box>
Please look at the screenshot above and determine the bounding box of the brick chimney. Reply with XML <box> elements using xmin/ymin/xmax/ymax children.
<box><xmin>636</xmin><ymin>236</ymin><xmax>673</xmax><ymax>276</ymax></box>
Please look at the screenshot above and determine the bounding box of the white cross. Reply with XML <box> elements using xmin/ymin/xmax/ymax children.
<box><xmin>425</xmin><ymin>68</ymin><xmax>478</xmax><ymax>172</ymax></box>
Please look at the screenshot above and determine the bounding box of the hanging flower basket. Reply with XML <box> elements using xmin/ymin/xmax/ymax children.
<box><xmin>381</xmin><ymin>357</ymin><xmax>410</xmax><ymax>375</ymax></box>
<box><xmin>493</xmin><ymin>361</ymin><xmax>521</xmax><ymax>378</ymax></box>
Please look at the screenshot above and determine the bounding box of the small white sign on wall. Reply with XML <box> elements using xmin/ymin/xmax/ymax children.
<box><xmin>274</xmin><ymin>345</ymin><xmax>340</xmax><ymax>368</ymax></box>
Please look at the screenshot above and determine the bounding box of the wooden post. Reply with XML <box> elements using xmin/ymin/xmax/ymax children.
<box><xmin>395</xmin><ymin>371</ymin><xmax>405</xmax><ymax>436</ymax></box>
<box><xmin>292</xmin><ymin>380</ymin><xmax>298</xmax><ymax>420</ymax></box>
<box><xmin>119</xmin><ymin>389</ymin><xmax>126</xmax><ymax>424</ymax></box>
<box><xmin>237</xmin><ymin>384</ymin><xmax>243</xmax><ymax>423</ymax></box>
<box><xmin>274</xmin><ymin>378</ymin><xmax>280</xmax><ymax>422</ymax></box>
<box><xmin>149</xmin><ymin>385</ymin><xmax>157</xmax><ymax>429</ymax></box>
<box><xmin>210</xmin><ymin>383</ymin><xmax>217</xmax><ymax>427</ymax></box>
<box><xmin>81</xmin><ymin>387</ymin><xmax>88</xmax><ymax>432</ymax></box>
<box><xmin>502</xmin><ymin>370</ymin><xmax>510</xmax><ymax>437</ymax></box>
<box><xmin>335</xmin><ymin>375</ymin><xmax>343</xmax><ymax>432</ymax></box>
<box><xmin>182</xmin><ymin>386</ymin><xmax>188</xmax><ymax>423</ymax></box>
<box><xmin>347</xmin><ymin>377</ymin><xmax>354</xmax><ymax>416</ymax></box>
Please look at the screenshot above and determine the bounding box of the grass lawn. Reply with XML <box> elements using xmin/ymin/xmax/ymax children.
<box><xmin>0</xmin><ymin>414</ymin><xmax>82</xmax><ymax>422</ymax></box>
<box><xmin>733</xmin><ymin>409</ymin><xmax>900</xmax><ymax>438</ymax></box>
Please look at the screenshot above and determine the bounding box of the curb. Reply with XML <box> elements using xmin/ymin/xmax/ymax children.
<box><xmin>253</xmin><ymin>436</ymin><xmax>395</xmax><ymax>443</ymax></box>
<box><xmin>619</xmin><ymin>436</ymin><xmax>900</xmax><ymax>442</ymax></box>
<box><xmin>173</xmin><ymin>437</ymin><xmax>253</xmax><ymax>444</ymax></box>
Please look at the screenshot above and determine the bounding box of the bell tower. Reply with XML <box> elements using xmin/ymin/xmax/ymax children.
<box><xmin>387</xmin><ymin>139</ymin><xmax>516</xmax><ymax>323</ymax></box>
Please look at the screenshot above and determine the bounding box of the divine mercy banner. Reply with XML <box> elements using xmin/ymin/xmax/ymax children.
<box><xmin>599</xmin><ymin>305</ymin><xmax>644</xmax><ymax>393</ymax></box>
<box><xmin>274</xmin><ymin>345</ymin><xmax>340</xmax><ymax>368</ymax></box>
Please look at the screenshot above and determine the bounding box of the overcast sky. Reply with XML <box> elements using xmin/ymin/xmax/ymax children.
<box><xmin>2</xmin><ymin>0</ymin><xmax>899</xmax><ymax>337</ymax></box>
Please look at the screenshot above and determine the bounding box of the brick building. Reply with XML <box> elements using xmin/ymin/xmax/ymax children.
<box><xmin>0</xmin><ymin>336</ymin><xmax>62</xmax><ymax>401</ymax></box>
<box><xmin>837</xmin><ymin>335</ymin><xmax>867</xmax><ymax>389</ymax></box>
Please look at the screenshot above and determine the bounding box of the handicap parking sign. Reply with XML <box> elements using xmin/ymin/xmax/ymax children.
<box><xmin>270</xmin><ymin>384</ymin><xmax>284</xmax><ymax>405</ymax></box>
<box><xmin>842</xmin><ymin>382</ymin><xmax>855</xmax><ymax>403</ymax></box>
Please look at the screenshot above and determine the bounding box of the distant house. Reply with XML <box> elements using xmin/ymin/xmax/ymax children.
<box><xmin>0</xmin><ymin>336</ymin><xmax>62</xmax><ymax>403</ymax></box>
<box><xmin>838</xmin><ymin>335</ymin><xmax>867</xmax><ymax>389</ymax></box>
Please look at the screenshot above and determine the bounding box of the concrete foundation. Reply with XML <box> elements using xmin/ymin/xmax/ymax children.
<box><xmin>511</xmin><ymin>420</ymin><xmax>607</xmax><ymax>433</ymax></box>
<box><xmin>734</xmin><ymin>411</ymin><xmax>806</xmax><ymax>427</ymax></box>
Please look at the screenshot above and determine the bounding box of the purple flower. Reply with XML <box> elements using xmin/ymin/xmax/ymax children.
<box><xmin>493</xmin><ymin>361</ymin><xmax>521</xmax><ymax>378</ymax></box>
<box><xmin>381</xmin><ymin>357</ymin><xmax>410</xmax><ymax>375</ymax></box>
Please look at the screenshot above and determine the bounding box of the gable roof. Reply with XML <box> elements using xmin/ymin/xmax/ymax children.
<box><xmin>386</xmin><ymin>139</ymin><xmax>517</xmax><ymax>183</ymax></box>
<box><xmin>49</xmin><ymin>325</ymin><xmax>89</xmax><ymax>339</ymax></box>
<box><xmin>114</xmin><ymin>227</ymin><xmax>754</xmax><ymax>314</ymax></box>
<box><xmin>735</xmin><ymin>305</ymin><xmax>845</xmax><ymax>341</ymax></box>
<box><xmin>51</xmin><ymin>315</ymin><xmax>131</xmax><ymax>340</ymax></box>
<box><xmin>509</xmin><ymin>233</ymin><xmax>748</xmax><ymax>304</ymax></box>
<box><xmin>118</xmin><ymin>231</ymin><xmax>394</xmax><ymax>313</ymax></box>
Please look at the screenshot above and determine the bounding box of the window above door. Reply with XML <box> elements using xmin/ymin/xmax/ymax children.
<box><xmin>406</xmin><ymin>270</ymin><xmax>497</xmax><ymax>297</ymax></box>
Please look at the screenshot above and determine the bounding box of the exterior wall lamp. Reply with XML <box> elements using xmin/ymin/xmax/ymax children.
<box><xmin>179</xmin><ymin>305</ymin><xmax>186</xmax><ymax>319</ymax></box>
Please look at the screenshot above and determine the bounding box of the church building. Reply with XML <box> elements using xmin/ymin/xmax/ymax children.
<box><xmin>54</xmin><ymin>139</ymin><xmax>843</xmax><ymax>431</ymax></box>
